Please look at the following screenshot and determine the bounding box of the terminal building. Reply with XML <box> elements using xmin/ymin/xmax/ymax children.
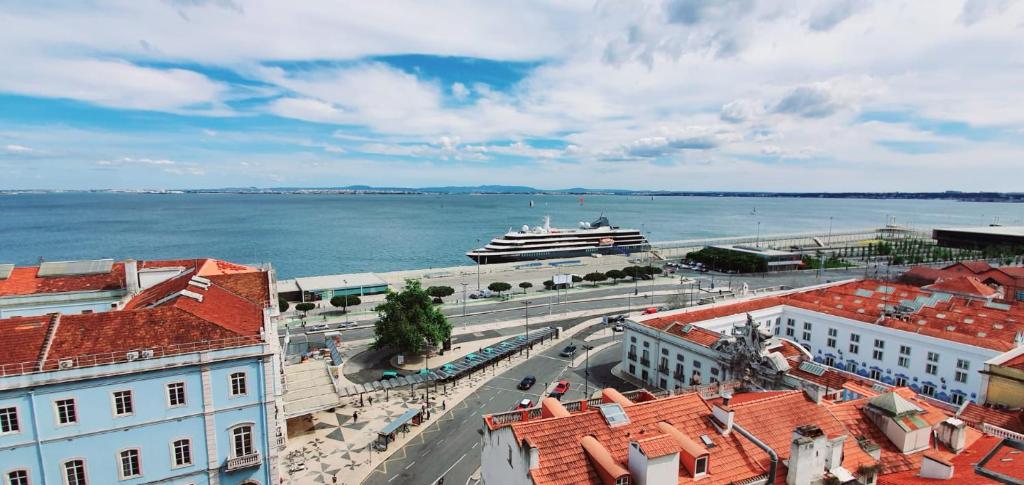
<box><xmin>709</xmin><ymin>244</ymin><xmax>804</xmax><ymax>271</ymax></box>
<box><xmin>933</xmin><ymin>226</ymin><xmax>1024</xmax><ymax>250</ymax></box>
<box><xmin>623</xmin><ymin>277</ymin><xmax>1024</xmax><ymax>407</ymax></box>
<box><xmin>0</xmin><ymin>258</ymin><xmax>285</xmax><ymax>485</ymax></box>
<box><xmin>276</xmin><ymin>272</ymin><xmax>389</xmax><ymax>302</ymax></box>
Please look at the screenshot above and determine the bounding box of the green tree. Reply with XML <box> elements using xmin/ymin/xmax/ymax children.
<box><xmin>542</xmin><ymin>280</ymin><xmax>555</xmax><ymax>290</ymax></box>
<box><xmin>488</xmin><ymin>281</ymin><xmax>512</xmax><ymax>296</ymax></box>
<box><xmin>330</xmin><ymin>294</ymin><xmax>362</xmax><ymax>313</ymax></box>
<box><xmin>583</xmin><ymin>272</ymin><xmax>608</xmax><ymax>286</ymax></box>
<box><xmin>571</xmin><ymin>275</ymin><xmax>583</xmax><ymax>284</ymax></box>
<box><xmin>278</xmin><ymin>298</ymin><xmax>290</xmax><ymax>312</ymax></box>
<box><xmin>605</xmin><ymin>269</ymin><xmax>626</xmax><ymax>284</ymax></box>
<box><xmin>295</xmin><ymin>302</ymin><xmax>315</xmax><ymax>316</ymax></box>
<box><xmin>622</xmin><ymin>266</ymin><xmax>640</xmax><ymax>280</ymax></box>
<box><xmin>373</xmin><ymin>280</ymin><xmax>452</xmax><ymax>356</ymax></box>
<box><xmin>426</xmin><ymin>286</ymin><xmax>455</xmax><ymax>300</ymax></box>
<box><xmin>518</xmin><ymin>282</ymin><xmax>533</xmax><ymax>294</ymax></box>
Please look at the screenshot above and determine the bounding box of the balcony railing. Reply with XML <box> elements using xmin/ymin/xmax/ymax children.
<box><xmin>225</xmin><ymin>451</ymin><xmax>262</xmax><ymax>471</ymax></box>
<box><xmin>674</xmin><ymin>371</ymin><xmax>684</xmax><ymax>380</ymax></box>
<box><xmin>640</xmin><ymin>358</ymin><xmax>650</xmax><ymax>367</ymax></box>
<box><xmin>627</xmin><ymin>353</ymin><xmax>638</xmax><ymax>362</ymax></box>
<box><xmin>658</xmin><ymin>365</ymin><xmax>669</xmax><ymax>374</ymax></box>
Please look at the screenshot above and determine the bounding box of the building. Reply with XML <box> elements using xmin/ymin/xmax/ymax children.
<box><xmin>933</xmin><ymin>226</ymin><xmax>1024</xmax><ymax>251</ymax></box>
<box><xmin>710</xmin><ymin>244</ymin><xmax>804</xmax><ymax>271</ymax></box>
<box><xmin>480</xmin><ymin>386</ymin><xmax>1024</xmax><ymax>485</ymax></box>
<box><xmin>901</xmin><ymin>261</ymin><xmax>1024</xmax><ymax>303</ymax></box>
<box><xmin>624</xmin><ymin>279</ymin><xmax>1024</xmax><ymax>406</ymax></box>
<box><xmin>276</xmin><ymin>272</ymin><xmax>389</xmax><ymax>302</ymax></box>
<box><xmin>0</xmin><ymin>258</ymin><xmax>285</xmax><ymax>485</ymax></box>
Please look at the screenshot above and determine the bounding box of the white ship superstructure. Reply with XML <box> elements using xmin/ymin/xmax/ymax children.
<box><xmin>467</xmin><ymin>216</ymin><xmax>650</xmax><ymax>264</ymax></box>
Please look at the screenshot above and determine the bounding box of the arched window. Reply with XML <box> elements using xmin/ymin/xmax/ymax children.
<box><xmin>62</xmin><ymin>459</ymin><xmax>87</xmax><ymax>485</ymax></box>
<box><xmin>7</xmin><ymin>470</ymin><xmax>30</xmax><ymax>485</ymax></box>
<box><xmin>231</xmin><ymin>424</ymin><xmax>255</xmax><ymax>457</ymax></box>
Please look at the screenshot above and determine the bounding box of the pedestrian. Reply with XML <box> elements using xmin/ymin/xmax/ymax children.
<box><xmin>442</xmin><ymin>400</ymin><xmax>446</xmax><ymax>411</ymax></box>
<box><xmin>438</xmin><ymin>476</ymin><xmax>444</xmax><ymax>485</ymax></box>
<box><xmin>353</xmin><ymin>410</ymin><xmax>358</xmax><ymax>422</ymax></box>
<box><xmin>369</xmin><ymin>396</ymin><xmax>374</xmax><ymax>406</ymax></box>
<box><xmin>333</xmin><ymin>475</ymin><xmax>338</xmax><ymax>484</ymax></box>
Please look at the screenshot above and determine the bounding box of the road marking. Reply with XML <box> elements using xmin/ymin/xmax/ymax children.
<box><xmin>406</xmin><ymin>461</ymin><xmax>417</xmax><ymax>470</ymax></box>
<box><xmin>438</xmin><ymin>439</ymin><xmax>446</xmax><ymax>445</ymax></box>
<box><xmin>471</xmin><ymin>442</ymin><xmax>479</xmax><ymax>449</ymax></box>
<box><xmin>388</xmin><ymin>474</ymin><xmax>401</xmax><ymax>482</ymax></box>
<box><xmin>431</xmin><ymin>453</ymin><xmax>467</xmax><ymax>485</ymax></box>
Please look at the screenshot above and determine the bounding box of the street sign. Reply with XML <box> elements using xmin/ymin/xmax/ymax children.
<box><xmin>553</xmin><ymin>274</ymin><xmax>572</xmax><ymax>285</ymax></box>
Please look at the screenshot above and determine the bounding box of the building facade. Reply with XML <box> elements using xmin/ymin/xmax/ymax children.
<box><xmin>0</xmin><ymin>258</ymin><xmax>284</xmax><ymax>485</ymax></box>
<box><xmin>624</xmin><ymin>279</ymin><xmax>1024</xmax><ymax>406</ymax></box>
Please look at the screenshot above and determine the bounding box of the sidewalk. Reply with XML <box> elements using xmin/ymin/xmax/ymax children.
<box><xmin>279</xmin><ymin>310</ymin><xmax>615</xmax><ymax>485</ymax></box>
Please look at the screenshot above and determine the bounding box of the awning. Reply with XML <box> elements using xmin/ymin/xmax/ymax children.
<box><xmin>379</xmin><ymin>408</ymin><xmax>421</xmax><ymax>435</ymax></box>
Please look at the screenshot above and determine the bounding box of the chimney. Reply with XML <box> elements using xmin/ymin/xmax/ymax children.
<box><xmin>541</xmin><ymin>397</ymin><xmax>570</xmax><ymax>419</ymax></box>
<box><xmin>787</xmin><ymin>425</ymin><xmax>827</xmax><ymax>485</ymax></box>
<box><xmin>919</xmin><ymin>454</ymin><xmax>954</xmax><ymax>480</ymax></box>
<box><xmin>125</xmin><ymin>259</ymin><xmax>140</xmax><ymax>295</ymax></box>
<box><xmin>602</xmin><ymin>388</ymin><xmax>635</xmax><ymax>408</ymax></box>
<box><xmin>936</xmin><ymin>418</ymin><xmax>967</xmax><ymax>453</ymax></box>
<box><xmin>721</xmin><ymin>392</ymin><xmax>733</xmax><ymax>406</ymax></box>
<box><xmin>711</xmin><ymin>403</ymin><xmax>734</xmax><ymax>435</ymax></box>
<box><xmin>825</xmin><ymin>435</ymin><xmax>847</xmax><ymax>470</ymax></box>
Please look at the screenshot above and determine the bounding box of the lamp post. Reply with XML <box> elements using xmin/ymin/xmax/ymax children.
<box><xmin>584</xmin><ymin>344</ymin><xmax>591</xmax><ymax>398</ymax></box>
<box><xmin>524</xmin><ymin>300</ymin><xmax>532</xmax><ymax>358</ymax></box>
<box><xmin>476</xmin><ymin>239</ymin><xmax>482</xmax><ymax>291</ymax></box>
<box><xmin>460</xmin><ymin>283</ymin><xmax>468</xmax><ymax>318</ymax></box>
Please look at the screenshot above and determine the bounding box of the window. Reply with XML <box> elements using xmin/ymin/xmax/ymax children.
<box><xmin>957</xmin><ymin>359</ymin><xmax>970</xmax><ymax>370</ymax></box>
<box><xmin>850</xmin><ymin>333</ymin><xmax>860</xmax><ymax>343</ymax></box>
<box><xmin>628</xmin><ymin>345</ymin><xmax>637</xmax><ymax>361</ymax></box>
<box><xmin>774</xmin><ymin>326</ymin><xmax>780</xmax><ymax>336</ymax></box>
<box><xmin>694</xmin><ymin>456</ymin><xmax>708</xmax><ymax>475</ymax></box>
<box><xmin>824</xmin><ymin>356</ymin><xmax>836</xmax><ymax>367</ymax></box>
<box><xmin>7</xmin><ymin>470</ymin><xmax>29</xmax><ymax>485</ymax></box>
<box><xmin>899</xmin><ymin>345</ymin><xmax>911</xmax><ymax>356</ymax></box>
<box><xmin>1016</xmin><ymin>290</ymin><xmax>1024</xmax><ymax>301</ymax></box>
<box><xmin>63</xmin><ymin>460</ymin><xmax>86</xmax><ymax>485</ymax></box>
<box><xmin>55</xmin><ymin>399</ymin><xmax>77</xmax><ymax>425</ymax></box>
<box><xmin>692</xmin><ymin>361</ymin><xmax>702</xmax><ymax>369</ymax></box>
<box><xmin>895</xmin><ymin>376</ymin><xmax>908</xmax><ymax>387</ymax></box>
<box><xmin>676</xmin><ymin>354</ymin><xmax>684</xmax><ymax>362</ymax></box>
<box><xmin>641</xmin><ymin>369</ymin><xmax>649</xmax><ymax>381</ymax></box>
<box><xmin>787</xmin><ymin>318</ymin><xmax>795</xmax><ymax>327</ymax></box>
<box><xmin>955</xmin><ymin>371</ymin><xmax>967</xmax><ymax>383</ymax></box>
<box><xmin>927</xmin><ymin>352</ymin><xmax>939</xmax><ymax>363</ymax></box>
<box><xmin>951</xmin><ymin>394</ymin><xmax>966</xmax><ymax>405</ymax></box>
<box><xmin>785</xmin><ymin>327</ymin><xmax>795</xmax><ymax>337</ymax></box>
<box><xmin>167</xmin><ymin>382</ymin><xmax>186</xmax><ymax>407</ymax></box>
<box><xmin>642</xmin><ymin>341</ymin><xmax>650</xmax><ymax>348</ymax></box>
<box><xmin>826</xmin><ymin>337</ymin><xmax>836</xmax><ymax>348</ymax></box>
<box><xmin>675</xmin><ymin>363</ymin><xmax>684</xmax><ymax>377</ymax></box>
<box><xmin>628</xmin><ymin>364</ymin><xmax>636</xmax><ymax>375</ymax></box>
<box><xmin>173</xmin><ymin>439</ymin><xmax>192</xmax><ymax>467</ymax></box>
<box><xmin>926</xmin><ymin>363</ymin><xmax>938</xmax><ymax>375</ymax></box>
<box><xmin>231</xmin><ymin>425</ymin><xmax>254</xmax><ymax>457</ymax></box>
<box><xmin>507</xmin><ymin>445</ymin><xmax>513</xmax><ymax>467</ymax></box>
<box><xmin>661</xmin><ymin>348</ymin><xmax>668</xmax><ymax>355</ymax></box>
<box><xmin>230</xmin><ymin>372</ymin><xmax>247</xmax><ymax>397</ymax></box>
<box><xmin>921</xmin><ymin>384</ymin><xmax>936</xmax><ymax>397</ymax></box>
<box><xmin>872</xmin><ymin>350</ymin><xmax>883</xmax><ymax>361</ymax></box>
<box><xmin>874</xmin><ymin>339</ymin><xmax>884</xmax><ymax>349</ymax></box>
<box><xmin>802</xmin><ymin>331</ymin><xmax>811</xmax><ymax>341</ymax></box>
<box><xmin>630</xmin><ymin>336</ymin><xmax>636</xmax><ymax>343</ymax></box>
<box><xmin>849</xmin><ymin>343</ymin><xmax>859</xmax><ymax>355</ymax></box>
<box><xmin>113</xmin><ymin>390</ymin><xmax>133</xmax><ymax>416</ymax></box>
<box><xmin>615</xmin><ymin>476</ymin><xmax>630</xmax><ymax>485</ymax></box>
<box><xmin>847</xmin><ymin>362</ymin><xmax>858</xmax><ymax>374</ymax></box>
<box><xmin>803</xmin><ymin>322</ymin><xmax>812</xmax><ymax>331</ymax></box>
<box><xmin>0</xmin><ymin>406</ymin><xmax>18</xmax><ymax>434</ymax></box>
<box><xmin>898</xmin><ymin>356</ymin><xmax>910</xmax><ymax>368</ymax></box>
<box><xmin>119</xmin><ymin>449</ymin><xmax>141</xmax><ymax>479</ymax></box>
<box><xmin>828</xmin><ymin>328</ymin><xmax>837</xmax><ymax>337</ymax></box>
<box><xmin>869</xmin><ymin>369</ymin><xmax>881</xmax><ymax>380</ymax></box>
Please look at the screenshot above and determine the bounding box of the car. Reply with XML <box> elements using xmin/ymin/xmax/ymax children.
<box><xmin>612</xmin><ymin>324</ymin><xmax>624</xmax><ymax>332</ymax></box>
<box><xmin>381</xmin><ymin>370</ymin><xmax>402</xmax><ymax>380</ymax></box>
<box><xmin>642</xmin><ymin>307</ymin><xmax>659</xmax><ymax>315</ymax></box>
<box><xmin>608</xmin><ymin>314</ymin><xmax>626</xmax><ymax>323</ymax></box>
<box><xmin>516</xmin><ymin>398</ymin><xmax>533</xmax><ymax>409</ymax></box>
<box><xmin>309</xmin><ymin>324</ymin><xmax>329</xmax><ymax>331</ymax></box>
<box><xmin>559</xmin><ymin>344</ymin><xmax>578</xmax><ymax>357</ymax></box>
<box><xmin>469</xmin><ymin>289</ymin><xmax>493</xmax><ymax>299</ymax></box>
<box><xmin>517</xmin><ymin>375</ymin><xmax>537</xmax><ymax>390</ymax></box>
<box><xmin>638</xmin><ymin>273</ymin><xmax>653</xmax><ymax>280</ymax></box>
<box><xmin>552</xmin><ymin>380</ymin><xmax>570</xmax><ymax>394</ymax></box>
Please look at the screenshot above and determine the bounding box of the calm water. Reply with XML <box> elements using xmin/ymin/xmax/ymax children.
<box><xmin>1</xmin><ymin>193</ymin><xmax>1022</xmax><ymax>279</ymax></box>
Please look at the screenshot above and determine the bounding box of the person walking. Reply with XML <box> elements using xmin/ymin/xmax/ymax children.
<box><xmin>442</xmin><ymin>400</ymin><xmax>446</xmax><ymax>411</ymax></box>
<box><xmin>353</xmin><ymin>410</ymin><xmax>359</xmax><ymax>422</ymax></box>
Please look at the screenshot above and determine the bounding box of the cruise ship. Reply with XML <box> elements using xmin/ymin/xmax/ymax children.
<box><xmin>467</xmin><ymin>216</ymin><xmax>650</xmax><ymax>264</ymax></box>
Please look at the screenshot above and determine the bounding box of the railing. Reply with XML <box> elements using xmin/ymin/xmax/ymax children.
<box><xmin>488</xmin><ymin>412</ymin><xmax>524</xmax><ymax>427</ymax></box>
<box><xmin>0</xmin><ymin>336</ymin><xmax>265</xmax><ymax>377</ymax></box>
<box><xmin>225</xmin><ymin>451</ymin><xmax>262</xmax><ymax>471</ymax></box>
<box><xmin>673</xmin><ymin>372</ymin><xmax>684</xmax><ymax>380</ymax></box>
<box><xmin>981</xmin><ymin>423</ymin><xmax>1024</xmax><ymax>441</ymax></box>
<box><xmin>627</xmin><ymin>353</ymin><xmax>638</xmax><ymax>362</ymax></box>
<box><xmin>563</xmin><ymin>401</ymin><xmax>583</xmax><ymax>413</ymax></box>
<box><xmin>658</xmin><ymin>365</ymin><xmax>669</xmax><ymax>374</ymax></box>
<box><xmin>640</xmin><ymin>359</ymin><xmax>650</xmax><ymax>367</ymax></box>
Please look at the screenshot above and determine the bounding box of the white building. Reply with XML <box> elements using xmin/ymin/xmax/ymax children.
<box><xmin>623</xmin><ymin>277</ymin><xmax>1024</xmax><ymax>405</ymax></box>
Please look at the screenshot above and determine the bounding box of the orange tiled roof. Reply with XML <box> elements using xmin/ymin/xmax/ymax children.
<box><xmin>0</xmin><ymin>263</ymin><xmax>126</xmax><ymax>297</ymax></box>
<box><xmin>957</xmin><ymin>403</ymin><xmax>1024</xmax><ymax>434</ymax></box>
<box><xmin>635</xmin><ymin>434</ymin><xmax>680</xmax><ymax>458</ymax></box>
<box><xmin>923</xmin><ymin>276</ymin><xmax>998</xmax><ymax>298</ymax></box>
<box><xmin>638</xmin><ymin>280</ymin><xmax>1024</xmax><ymax>352</ymax></box>
<box><xmin>877</xmin><ymin>435</ymin><xmax>1003</xmax><ymax>485</ymax></box>
<box><xmin>944</xmin><ymin>261</ymin><xmax>993</xmax><ymax>274</ymax></box>
<box><xmin>974</xmin><ymin>438</ymin><xmax>1024</xmax><ymax>483</ymax></box>
<box><xmin>0</xmin><ymin>315</ymin><xmax>53</xmax><ymax>368</ymax></box>
<box><xmin>1000</xmin><ymin>352</ymin><xmax>1024</xmax><ymax>370</ymax></box>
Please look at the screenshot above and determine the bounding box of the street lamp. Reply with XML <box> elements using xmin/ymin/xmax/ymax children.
<box><xmin>476</xmin><ymin>239</ymin><xmax>482</xmax><ymax>291</ymax></box>
<box><xmin>524</xmin><ymin>300</ymin><xmax>532</xmax><ymax>358</ymax></box>
<box><xmin>460</xmin><ymin>282</ymin><xmax>468</xmax><ymax>318</ymax></box>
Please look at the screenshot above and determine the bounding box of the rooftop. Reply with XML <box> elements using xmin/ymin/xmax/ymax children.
<box><xmin>0</xmin><ymin>262</ymin><xmax>126</xmax><ymax>297</ymax></box>
<box><xmin>935</xmin><ymin>226</ymin><xmax>1024</xmax><ymax>237</ymax></box>
<box><xmin>638</xmin><ymin>279</ymin><xmax>1024</xmax><ymax>352</ymax></box>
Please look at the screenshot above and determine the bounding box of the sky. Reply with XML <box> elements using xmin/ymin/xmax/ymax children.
<box><xmin>1</xmin><ymin>0</ymin><xmax>1022</xmax><ymax>191</ymax></box>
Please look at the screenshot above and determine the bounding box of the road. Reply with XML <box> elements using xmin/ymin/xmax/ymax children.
<box><xmin>362</xmin><ymin>319</ymin><xmax>631</xmax><ymax>485</ymax></box>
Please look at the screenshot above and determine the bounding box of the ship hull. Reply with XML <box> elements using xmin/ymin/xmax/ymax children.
<box><xmin>467</xmin><ymin>243</ymin><xmax>651</xmax><ymax>264</ymax></box>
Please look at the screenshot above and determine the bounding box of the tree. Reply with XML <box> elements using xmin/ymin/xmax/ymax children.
<box><xmin>488</xmin><ymin>281</ymin><xmax>512</xmax><ymax>296</ymax></box>
<box><xmin>571</xmin><ymin>275</ymin><xmax>583</xmax><ymax>284</ymax></box>
<box><xmin>295</xmin><ymin>302</ymin><xmax>315</xmax><ymax>316</ymax></box>
<box><xmin>605</xmin><ymin>269</ymin><xmax>626</xmax><ymax>284</ymax></box>
<box><xmin>622</xmin><ymin>266</ymin><xmax>640</xmax><ymax>280</ymax></box>
<box><xmin>373</xmin><ymin>279</ymin><xmax>452</xmax><ymax>356</ymax></box>
<box><xmin>278</xmin><ymin>298</ymin><xmax>290</xmax><ymax>312</ymax></box>
<box><xmin>426</xmin><ymin>286</ymin><xmax>455</xmax><ymax>300</ymax></box>
<box><xmin>583</xmin><ymin>272</ymin><xmax>608</xmax><ymax>286</ymax></box>
<box><xmin>543</xmin><ymin>280</ymin><xmax>555</xmax><ymax>290</ymax></box>
<box><xmin>330</xmin><ymin>294</ymin><xmax>362</xmax><ymax>313</ymax></box>
<box><xmin>518</xmin><ymin>282</ymin><xmax>533</xmax><ymax>294</ymax></box>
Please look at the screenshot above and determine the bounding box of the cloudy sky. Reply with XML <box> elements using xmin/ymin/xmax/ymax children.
<box><xmin>1</xmin><ymin>0</ymin><xmax>1022</xmax><ymax>190</ymax></box>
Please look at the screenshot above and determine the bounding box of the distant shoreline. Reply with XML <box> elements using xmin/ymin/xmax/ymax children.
<box><xmin>2</xmin><ymin>188</ymin><xmax>1023</xmax><ymax>203</ymax></box>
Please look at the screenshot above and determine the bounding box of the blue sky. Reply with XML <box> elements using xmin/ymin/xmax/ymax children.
<box><xmin>1</xmin><ymin>0</ymin><xmax>1022</xmax><ymax>191</ymax></box>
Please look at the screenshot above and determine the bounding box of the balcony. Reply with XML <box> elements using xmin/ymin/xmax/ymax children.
<box><xmin>640</xmin><ymin>359</ymin><xmax>650</xmax><ymax>367</ymax></box>
<box><xmin>225</xmin><ymin>451</ymin><xmax>262</xmax><ymax>471</ymax></box>
<box><xmin>674</xmin><ymin>371</ymin><xmax>684</xmax><ymax>380</ymax></box>
<box><xmin>658</xmin><ymin>365</ymin><xmax>670</xmax><ymax>374</ymax></box>
<box><xmin>627</xmin><ymin>353</ymin><xmax>638</xmax><ymax>362</ymax></box>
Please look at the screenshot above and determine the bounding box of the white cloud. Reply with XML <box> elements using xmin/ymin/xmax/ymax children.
<box><xmin>451</xmin><ymin>82</ymin><xmax>470</xmax><ymax>100</ymax></box>
<box><xmin>4</xmin><ymin>144</ymin><xmax>33</xmax><ymax>153</ymax></box>
<box><xmin>97</xmin><ymin>157</ymin><xmax>178</xmax><ymax>166</ymax></box>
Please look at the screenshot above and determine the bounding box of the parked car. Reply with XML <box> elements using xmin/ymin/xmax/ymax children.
<box><xmin>469</xmin><ymin>289</ymin><xmax>493</xmax><ymax>299</ymax></box>
<box><xmin>642</xmin><ymin>307</ymin><xmax>659</xmax><ymax>315</ymax></box>
<box><xmin>309</xmin><ymin>324</ymin><xmax>329</xmax><ymax>331</ymax></box>
<box><xmin>612</xmin><ymin>324</ymin><xmax>625</xmax><ymax>332</ymax></box>
<box><xmin>516</xmin><ymin>398</ymin><xmax>533</xmax><ymax>410</ymax></box>
<box><xmin>609</xmin><ymin>314</ymin><xmax>627</xmax><ymax>323</ymax></box>
<box><xmin>382</xmin><ymin>370</ymin><xmax>402</xmax><ymax>380</ymax></box>
<box><xmin>549</xmin><ymin>380</ymin><xmax>571</xmax><ymax>400</ymax></box>
<box><xmin>559</xmin><ymin>344</ymin><xmax>578</xmax><ymax>357</ymax></box>
<box><xmin>517</xmin><ymin>375</ymin><xmax>537</xmax><ymax>390</ymax></box>
<box><xmin>638</xmin><ymin>273</ymin><xmax>653</xmax><ymax>280</ymax></box>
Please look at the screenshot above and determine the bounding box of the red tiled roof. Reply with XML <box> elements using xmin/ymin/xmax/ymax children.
<box><xmin>877</xmin><ymin>435</ymin><xmax>1003</xmax><ymax>485</ymax></box>
<box><xmin>1000</xmin><ymin>353</ymin><xmax>1024</xmax><ymax>371</ymax></box>
<box><xmin>957</xmin><ymin>403</ymin><xmax>1024</xmax><ymax>434</ymax></box>
<box><xmin>0</xmin><ymin>315</ymin><xmax>53</xmax><ymax>368</ymax></box>
<box><xmin>0</xmin><ymin>263</ymin><xmax>126</xmax><ymax>297</ymax></box>
<box><xmin>636</xmin><ymin>280</ymin><xmax>1024</xmax><ymax>352</ymax></box>
<box><xmin>923</xmin><ymin>276</ymin><xmax>998</xmax><ymax>298</ymax></box>
<box><xmin>635</xmin><ymin>434</ymin><xmax>680</xmax><ymax>458</ymax></box>
<box><xmin>975</xmin><ymin>438</ymin><xmax>1024</xmax><ymax>483</ymax></box>
<box><xmin>208</xmin><ymin>271</ymin><xmax>270</xmax><ymax>306</ymax></box>
<box><xmin>502</xmin><ymin>390</ymin><xmax>878</xmax><ymax>485</ymax></box>
<box><xmin>943</xmin><ymin>261</ymin><xmax>993</xmax><ymax>274</ymax></box>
